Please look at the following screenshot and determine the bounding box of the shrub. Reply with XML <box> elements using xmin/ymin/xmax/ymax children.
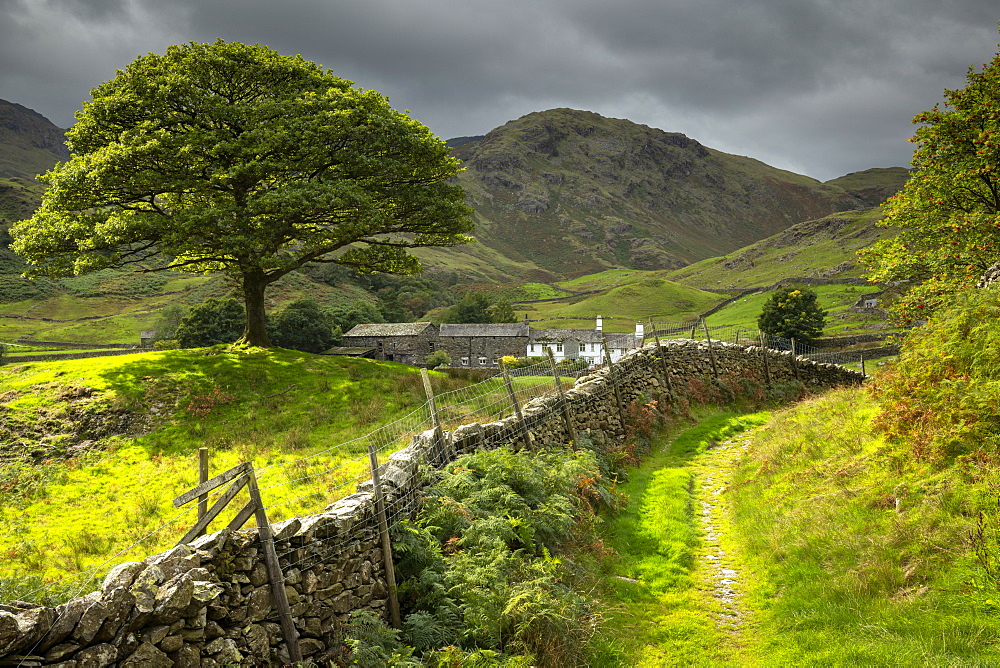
<box><xmin>268</xmin><ymin>298</ymin><xmax>338</xmax><ymax>353</ymax></box>
<box><xmin>869</xmin><ymin>286</ymin><xmax>1000</xmax><ymax>460</ymax></box>
<box><xmin>174</xmin><ymin>297</ymin><xmax>245</xmax><ymax>347</ymax></box>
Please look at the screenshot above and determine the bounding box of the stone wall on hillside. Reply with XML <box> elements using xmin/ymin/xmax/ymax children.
<box><xmin>0</xmin><ymin>340</ymin><xmax>863</xmax><ymax>666</ymax></box>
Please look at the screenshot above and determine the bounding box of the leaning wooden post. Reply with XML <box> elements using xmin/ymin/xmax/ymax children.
<box><xmin>500</xmin><ymin>359</ymin><xmax>533</xmax><ymax>450</ymax></box>
<box><xmin>546</xmin><ymin>348</ymin><xmax>579</xmax><ymax>444</ymax></box>
<box><xmin>245</xmin><ymin>467</ymin><xmax>304</xmax><ymax>663</ymax></box>
<box><xmin>733</xmin><ymin>327</ymin><xmax>743</xmax><ymax>345</ymax></box>
<box><xmin>650</xmin><ymin>323</ymin><xmax>675</xmax><ymax>394</ymax></box>
<box><xmin>602</xmin><ymin>337</ymin><xmax>628</xmax><ymax>427</ymax></box>
<box><xmin>759</xmin><ymin>331</ymin><xmax>772</xmax><ymax>387</ymax></box>
<box><xmin>366</xmin><ymin>442</ymin><xmax>402</xmax><ymax>629</ymax></box>
<box><xmin>197</xmin><ymin>448</ymin><xmax>209</xmax><ymax>537</ymax></box>
<box><xmin>860</xmin><ymin>352</ymin><xmax>867</xmax><ymax>379</ymax></box>
<box><xmin>420</xmin><ymin>369</ymin><xmax>451</xmax><ymax>464</ymax></box>
<box><xmin>689</xmin><ymin>322</ymin><xmax>698</xmax><ymax>340</ymax></box>
<box><xmin>701</xmin><ymin>318</ymin><xmax>720</xmax><ymax>379</ymax></box>
<box><xmin>789</xmin><ymin>338</ymin><xmax>800</xmax><ymax>380</ymax></box>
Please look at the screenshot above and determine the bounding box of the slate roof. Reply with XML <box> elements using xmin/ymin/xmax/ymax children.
<box><xmin>320</xmin><ymin>346</ymin><xmax>376</xmax><ymax>356</ymax></box>
<box><xmin>439</xmin><ymin>323</ymin><xmax>530</xmax><ymax>338</ymax></box>
<box><xmin>343</xmin><ymin>322</ymin><xmax>436</xmax><ymax>337</ymax></box>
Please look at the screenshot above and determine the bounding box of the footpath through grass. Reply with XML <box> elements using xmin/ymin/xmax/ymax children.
<box><xmin>596</xmin><ymin>411</ymin><xmax>770</xmax><ymax>665</ymax></box>
<box><xmin>597</xmin><ymin>384</ymin><xmax>1000</xmax><ymax>665</ymax></box>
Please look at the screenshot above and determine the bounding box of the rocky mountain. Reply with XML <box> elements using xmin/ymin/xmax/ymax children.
<box><xmin>435</xmin><ymin>108</ymin><xmax>891</xmax><ymax>281</ymax></box>
<box><xmin>0</xmin><ymin>102</ymin><xmax>909</xmax><ymax>287</ymax></box>
<box><xmin>0</xmin><ymin>99</ymin><xmax>69</xmax><ymax>241</ymax></box>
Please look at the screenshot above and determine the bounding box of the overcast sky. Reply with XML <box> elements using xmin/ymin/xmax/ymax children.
<box><xmin>2</xmin><ymin>0</ymin><xmax>998</xmax><ymax>181</ymax></box>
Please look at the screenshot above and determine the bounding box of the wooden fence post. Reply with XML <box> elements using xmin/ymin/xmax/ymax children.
<box><xmin>197</xmin><ymin>448</ymin><xmax>209</xmax><ymax>537</ymax></box>
<box><xmin>860</xmin><ymin>352</ymin><xmax>866</xmax><ymax>379</ymax></box>
<box><xmin>546</xmin><ymin>348</ymin><xmax>579</xmax><ymax>444</ymax></box>
<box><xmin>759</xmin><ymin>331</ymin><xmax>772</xmax><ymax>387</ymax></box>
<box><xmin>701</xmin><ymin>318</ymin><xmax>720</xmax><ymax>379</ymax></box>
<box><xmin>173</xmin><ymin>463</ymin><xmax>303</xmax><ymax>663</ymax></box>
<box><xmin>246</xmin><ymin>470</ymin><xmax>304</xmax><ymax>662</ymax></box>
<box><xmin>366</xmin><ymin>442</ymin><xmax>402</xmax><ymax>629</ymax></box>
<box><xmin>689</xmin><ymin>322</ymin><xmax>698</xmax><ymax>339</ymax></box>
<box><xmin>790</xmin><ymin>338</ymin><xmax>800</xmax><ymax>380</ymax></box>
<box><xmin>602</xmin><ymin>337</ymin><xmax>628</xmax><ymax>427</ymax></box>
<box><xmin>650</xmin><ymin>324</ymin><xmax>675</xmax><ymax>394</ymax></box>
<box><xmin>421</xmin><ymin>369</ymin><xmax>451</xmax><ymax>464</ymax></box>
<box><xmin>499</xmin><ymin>359</ymin><xmax>534</xmax><ymax>450</ymax></box>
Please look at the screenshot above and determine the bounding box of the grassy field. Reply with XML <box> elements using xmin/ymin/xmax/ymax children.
<box><xmin>0</xmin><ymin>349</ymin><xmax>487</xmax><ymax>600</ymax></box>
<box><xmin>519</xmin><ymin>274</ymin><xmax>722</xmax><ymax>330</ymax></box>
<box><xmin>729</xmin><ymin>386</ymin><xmax>1000</xmax><ymax>664</ymax></box>
<box><xmin>706</xmin><ymin>284</ymin><xmax>894</xmax><ymax>335</ymax></box>
<box><xmin>667</xmin><ymin>208</ymin><xmax>889</xmax><ymax>290</ymax></box>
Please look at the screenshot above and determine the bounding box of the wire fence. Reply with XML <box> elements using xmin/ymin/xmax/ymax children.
<box><xmin>648</xmin><ymin>320</ymin><xmax>900</xmax><ymax>368</ymax></box>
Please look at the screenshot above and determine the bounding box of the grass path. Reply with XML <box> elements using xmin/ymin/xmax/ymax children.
<box><xmin>597</xmin><ymin>411</ymin><xmax>769</xmax><ymax>665</ymax></box>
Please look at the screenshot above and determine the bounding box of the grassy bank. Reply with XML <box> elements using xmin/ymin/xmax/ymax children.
<box><xmin>0</xmin><ymin>348</ymin><xmax>482</xmax><ymax>601</ymax></box>
<box><xmin>730</xmin><ymin>386</ymin><xmax>1000</xmax><ymax>664</ymax></box>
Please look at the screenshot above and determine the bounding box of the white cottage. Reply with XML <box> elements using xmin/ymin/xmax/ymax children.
<box><xmin>526</xmin><ymin>316</ymin><xmax>644</xmax><ymax>366</ymax></box>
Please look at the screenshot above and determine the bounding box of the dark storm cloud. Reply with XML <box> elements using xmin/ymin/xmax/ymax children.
<box><xmin>1</xmin><ymin>0</ymin><xmax>998</xmax><ymax>180</ymax></box>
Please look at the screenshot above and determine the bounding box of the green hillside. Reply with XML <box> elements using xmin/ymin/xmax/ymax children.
<box><xmin>521</xmin><ymin>273</ymin><xmax>721</xmax><ymax>330</ymax></box>
<box><xmin>667</xmin><ymin>208</ymin><xmax>892</xmax><ymax>289</ymax></box>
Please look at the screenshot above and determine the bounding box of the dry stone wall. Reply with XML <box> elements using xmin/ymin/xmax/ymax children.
<box><xmin>0</xmin><ymin>341</ymin><xmax>862</xmax><ymax>666</ymax></box>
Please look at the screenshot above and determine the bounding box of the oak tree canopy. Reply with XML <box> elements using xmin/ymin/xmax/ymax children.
<box><xmin>860</xmin><ymin>35</ymin><xmax>1000</xmax><ymax>320</ymax></box>
<box><xmin>11</xmin><ymin>40</ymin><xmax>473</xmax><ymax>346</ymax></box>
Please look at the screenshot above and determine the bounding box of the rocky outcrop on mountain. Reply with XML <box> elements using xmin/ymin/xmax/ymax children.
<box><xmin>444</xmin><ymin>108</ymin><xmax>873</xmax><ymax>280</ymax></box>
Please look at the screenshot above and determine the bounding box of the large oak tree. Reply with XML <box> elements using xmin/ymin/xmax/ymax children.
<box><xmin>860</xmin><ymin>36</ymin><xmax>1000</xmax><ymax>321</ymax></box>
<box><xmin>11</xmin><ymin>40</ymin><xmax>473</xmax><ymax>346</ymax></box>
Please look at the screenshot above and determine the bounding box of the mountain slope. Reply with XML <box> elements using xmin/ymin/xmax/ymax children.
<box><xmin>0</xmin><ymin>99</ymin><xmax>68</xmax><ymax>228</ymax></box>
<box><xmin>667</xmin><ymin>207</ymin><xmax>893</xmax><ymax>289</ymax></box>
<box><xmin>428</xmin><ymin>108</ymin><xmax>872</xmax><ymax>281</ymax></box>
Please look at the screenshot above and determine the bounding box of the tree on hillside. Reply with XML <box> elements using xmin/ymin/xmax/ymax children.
<box><xmin>175</xmin><ymin>298</ymin><xmax>245</xmax><ymax>347</ymax></box>
<box><xmin>269</xmin><ymin>298</ymin><xmax>338</xmax><ymax>353</ymax></box>
<box><xmin>757</xmin><ymin>286</ymin><xmax>826</xmax><ymax>341</ymax></box>
<box><xmin>859</xmin><ymin>35</ymin><xmax>1000</xmax><ymax>321</ymax></box>
<box><xmin>440</xmin><ymin>292</ymin><xmax>517</xmax><ymax>324</ymax></box>
<box><xmin>10</xmin><ymin>40</ymin><xmax>473</xmax><ymax>347</ymax></box>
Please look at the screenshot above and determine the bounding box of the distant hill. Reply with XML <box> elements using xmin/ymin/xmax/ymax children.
<box><xmin>430</xmin><ymin>108</ymin><xmax>883</xmax><ymax>281</ymax></box>
<box><xmin>824</xmin><ymin>167</ymin><xmax>910</xmax><ymax>207</ymax></box>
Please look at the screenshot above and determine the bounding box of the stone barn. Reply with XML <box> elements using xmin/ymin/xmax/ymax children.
<box><xmin>341</xmin><ymin>322</ymin><xmax>439</xmax><ymax>366</ymax></box>
<box><xmin>438</xmin><ymin>323</ymin><xmax>530</xmax><ymax>367</ymax></box>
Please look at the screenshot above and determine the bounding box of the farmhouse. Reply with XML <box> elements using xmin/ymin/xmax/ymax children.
<box><xmin>338</xmin><ymin>316</ymin><xmax>644</xmax><ymax>368</ymax></box>
<box><xmin>528</xmin><ymin>317</ymin><xmax>643</xmax><ymax>365</ymax></box>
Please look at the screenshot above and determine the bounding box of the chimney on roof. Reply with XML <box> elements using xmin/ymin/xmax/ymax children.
<box><xmin>596</xmin><ymin>315</ymin><xmax>603</xmax><ymax>333</ymax></box>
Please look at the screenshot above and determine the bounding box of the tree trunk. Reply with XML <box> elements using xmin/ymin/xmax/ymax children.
<box><xmin>239</xmin><ymin>270</ymin><xmax>272</xmax><ymax>347</ymax></box>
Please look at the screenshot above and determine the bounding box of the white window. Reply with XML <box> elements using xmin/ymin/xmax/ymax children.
<box><xmin>556</xmin><ymin>343</ymin><xmax>563</xmax><ymax>352</ymax></box>
<box><xmin>461</xmin><ymin>356</ymin><xmax>469</xmax><ymax>366</ymax></box>
<box><xmin>478</xmin><ymin>356</ymin><xmax>487</xmax><ymax>366</ymax></box>
<box><xmin>529</xmin><ymin>343</ymin><xmax>536</xmax><ymax>352</ymax></box>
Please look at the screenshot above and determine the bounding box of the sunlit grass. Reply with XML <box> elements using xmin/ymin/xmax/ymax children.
<box><xmin>596</xmin><ymin>411</ymin><xmax>770</xmax><ymax>666</ymax></box>
<box><xmin>0</xmin><ymin>348</ymin><xmax>502</xmax><ymax>599</ymax></box>
<box><xmin>730</xmin><ymin>386</ymin><xmax>1000</xmax><ymax>664</ymax></box>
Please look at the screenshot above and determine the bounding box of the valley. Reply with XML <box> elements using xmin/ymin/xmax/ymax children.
<box><xmin>5</xmin><ymin>93</ymin><xmax>996</xmax><ymax>667</ymax></box>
